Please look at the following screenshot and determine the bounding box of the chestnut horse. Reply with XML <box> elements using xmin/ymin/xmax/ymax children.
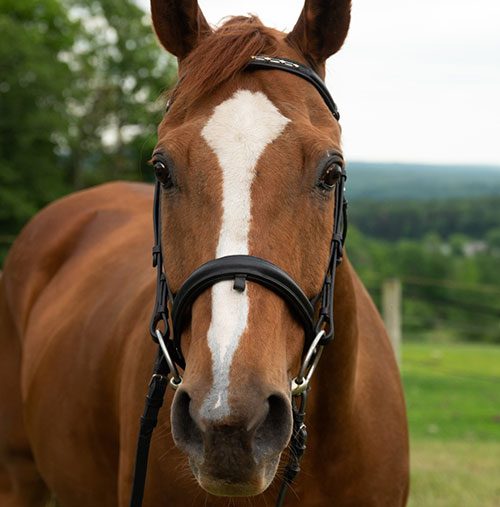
<box><xmin>0</xmin><ymin>1</ymin><xmax>409</xmax><ymax>506</ymax></box>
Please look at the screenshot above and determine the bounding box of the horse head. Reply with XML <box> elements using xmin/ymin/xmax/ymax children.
<box><xmin>150</xmin><ymin>0</ymin><xmax>351</xmax><ymax>496</ymax></box>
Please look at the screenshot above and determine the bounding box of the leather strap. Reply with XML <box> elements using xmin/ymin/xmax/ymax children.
<box><xmin>247</xmin><ymin>56</ymin><xmax>340</xmax><ymax>120</ymax></box>
<box><xmin>129</xmin><ymin>351</ymin><xmax>169</xmax><ymax>507</ymax></box>
<box><xmin>171</xmin><ymin>255</ymin><xmax>315</xmax><ymax>356</ymax></box>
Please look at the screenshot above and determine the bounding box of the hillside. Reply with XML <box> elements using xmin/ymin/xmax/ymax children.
<box><xmin>347</xmin><ymin>162</ymin><xmax>500</xmax><ymax>201</ymax></box>
<box><xmin>348</xmin><ymin>195</ymin><xmax>500</xmax><ymax>240</ymax></box>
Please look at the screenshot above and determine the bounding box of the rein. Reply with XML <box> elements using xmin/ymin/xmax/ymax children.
<box><xmin>129</xmin><ymin>55</ymin><xmax>348</xmax><ymax>507</ymax></box>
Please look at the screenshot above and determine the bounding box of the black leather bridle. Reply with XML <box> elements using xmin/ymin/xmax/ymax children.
<box><xmin>129</xmin><ymin>55</ymin><xmax>348</xmax><ymax>507</ymax></box>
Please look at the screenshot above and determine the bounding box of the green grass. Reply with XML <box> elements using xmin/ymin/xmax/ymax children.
<box><xmin>403</xmin><ymin>342</ymin><xmax>500</xmax><ymax>441</ymax></box>
<box><xmin>409</xmin><ymin>441</ymin><xmax>500</xmax><ymax>507</ymax></box>
<box><xmin>402</xmin><ymin>343</ymin><xmax>500</xmax><ymax>506</ymax></box>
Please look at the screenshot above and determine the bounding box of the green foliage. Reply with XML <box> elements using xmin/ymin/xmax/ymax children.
<box><xmin>348</xmin><ymin>226</ymin><xmax>500</xmax><ymax>343</ymax></box>
<box><xmin>61</xmin><ymin>0</ymin><xmax>177</xmax><ymax>187</ymax></box>
<box><xmin>349</xmin><ymin>195</ymin><xmax>500</xmax><ymax>241</ymax></box>
<box><xmin>0</xmin><ymin>0</ymin><xmax>77</xmax><ymax>237</ymax></box>
<box><xmin>347</xmin><ymin>183</ymin><xmax>500</xmax><ymax>344</ymax></box>
<box><xmin>487</xmin><ymin>227</ymin><xmax>500</xmax><ymax>250</ymax></box>
<box><xmin>0</xmin><ymin>0</ymin><xmax>177</xmax><ymax>262</ymax></box>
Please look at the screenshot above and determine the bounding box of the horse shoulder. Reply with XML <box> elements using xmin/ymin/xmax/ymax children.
<box><xmin>1</xmin><ymin>182</ymin><xmax>158</xmax><ymax>505</ymax></box>
<box><xmin>3</xmin><ymin>181</ymin><xmax>152</xmax><ymax>338</ymax></box>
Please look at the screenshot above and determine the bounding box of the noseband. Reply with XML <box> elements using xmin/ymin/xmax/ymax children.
<box><xmin>130</xmin><ymin>55</ymin><xmax>348</xmax><ymax>507</ymax></box>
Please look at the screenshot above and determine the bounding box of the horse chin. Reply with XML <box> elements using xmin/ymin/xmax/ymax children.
<box><xmin>189</xmin><ymin>455</ymin><xmax>280</xmax><ymax>497</ymax></box>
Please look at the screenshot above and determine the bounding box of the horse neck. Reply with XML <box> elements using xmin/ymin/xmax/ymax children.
<box><xmin>308</xmin><ymin>258</ymin><xmax>359</xmax><ymax>428</ymax></box>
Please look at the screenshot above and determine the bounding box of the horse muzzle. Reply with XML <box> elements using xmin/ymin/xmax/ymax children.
<box><xmin>171</xmin><ymin>387</ymin><xmax>292</xmax><ymax>496</ymax></box>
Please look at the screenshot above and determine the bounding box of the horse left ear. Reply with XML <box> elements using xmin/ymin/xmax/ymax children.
<box><xmin>150</xmin><ymin>0</ymin><xmax>212</xmax><ymax>59</ymax></box>
<box><xmin>286</xmin><ymin>0</ymin><xmax>351</xmax><ymax>68</ymax></box>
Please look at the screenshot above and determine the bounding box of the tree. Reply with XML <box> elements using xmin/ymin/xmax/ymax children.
<box><xmin>0</xmin><ymin>0</ymin><xmax>77</xmax><ymax>243</ymax></box>
<box><xmin>61</xmin><ymin>0</ymin><xmax>177</xmax><ymax>187</ymax></box>
<box><xmin>0</xmin><ymin>0</ymin><xmax>177</xmax><ymax>262</ymax></box>
<box><xmin>487</xmin><ymin>228</ymin><xmax>500</xmax><ymax>253</ymax></box>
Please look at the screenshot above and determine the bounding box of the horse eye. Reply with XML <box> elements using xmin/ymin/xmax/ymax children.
<box><xmin>153</xmin><ymin>159</ymin><xmax>173</xmax><ymax>188</ymax></box>
<box><xmin>319</xmin><ymin>162</ymin><xmax>343</xmax><ymax>190</ymax></box>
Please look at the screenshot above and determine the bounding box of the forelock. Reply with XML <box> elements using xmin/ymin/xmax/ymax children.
<box><xmin>168</xmin><ymin>16</ymin><xmax>280</xmax><ymax>112</ymax></box>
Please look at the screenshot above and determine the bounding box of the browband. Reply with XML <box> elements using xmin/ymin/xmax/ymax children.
<box><xmin>247</xmin><ymin>55</ymin><xmax>340</xmax><ymax>120</ymax></box>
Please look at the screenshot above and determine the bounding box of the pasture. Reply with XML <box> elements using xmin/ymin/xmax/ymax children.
<box><xmin>403</xmin><ymin>343</ymin><xmax>500</xmax><ymax>506</ymax></box>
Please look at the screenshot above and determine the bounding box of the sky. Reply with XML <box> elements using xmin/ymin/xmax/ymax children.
<box><xmin>140</xmin><ymin>0</ymin><xmax>500</xmax><ymax>166</ymax></box>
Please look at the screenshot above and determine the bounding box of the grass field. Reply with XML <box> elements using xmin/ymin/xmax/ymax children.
<box><xmin>402</xmin><ymin>342</ymin><xmax>500</xmax><ymax>506</ymax></box>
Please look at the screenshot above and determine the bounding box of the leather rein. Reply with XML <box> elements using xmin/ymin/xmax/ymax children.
<box><xmin>129</xmin><ymin>55</ymin><xmax>348</xmax><ymax>507</ymax></box>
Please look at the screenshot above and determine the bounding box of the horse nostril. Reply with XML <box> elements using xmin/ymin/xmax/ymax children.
<box><xmin>254</xmin><ymin>393</ymin><xmax>292</xmax><ymax>458</ymax></box>
<box><xmin>171</xmin><ymin>389</ymin><xmax>203</xmax><ymax>456</ymax></box>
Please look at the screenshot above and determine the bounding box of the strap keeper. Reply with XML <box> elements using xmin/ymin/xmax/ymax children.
<box><xmin>336</xmin><ymin>246</ymin><xmax>344</xmax><ymax>264</ymax></box>
<box><xmin>233</xmin><ymin>274</ymin><xmax>247</xmax><ymax>292</ymax></box>
<box><xmin>152</xmin><ymin>245</ymin><xmax>161</xmax><ymax>267</ymax></box>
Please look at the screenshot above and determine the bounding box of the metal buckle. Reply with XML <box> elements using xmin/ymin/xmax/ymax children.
<box><xmin>155</xmin><ymin>329</ymin><xmax>183</xmax><ymax>390</ymax></box>
<box><xmin>291</xmin><ymin>330</ymin><xmax>325</xmax><ymax>396</ymax></box>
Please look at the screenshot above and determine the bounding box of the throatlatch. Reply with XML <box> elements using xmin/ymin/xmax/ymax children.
<box><xmin>129</xmin><ymin>55</ymin><xmax>348</xmax><ymax>507</ymax></box>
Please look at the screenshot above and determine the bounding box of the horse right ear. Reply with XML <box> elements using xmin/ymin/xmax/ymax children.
<box><xmin>287</xmin><ymin>0</ymin><xmax>351</xmax><ymax>68</ymax></box>
<box><xmin>150</xmin><ymin>0</ymin><xmax>212</xmax><ymax>59</ymax></box>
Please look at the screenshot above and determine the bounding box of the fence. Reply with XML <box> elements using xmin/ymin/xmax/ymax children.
<box><xmin>380</xmin><ymin>276</ymin><xmax>500</xmax><ymax>367</ymax></box>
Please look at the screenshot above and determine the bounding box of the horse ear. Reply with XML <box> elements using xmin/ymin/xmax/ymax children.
<box><xmin>150</xmin><ymin>0</ymin><xmax>212</xmax><ymax>59</ymax></box>
<box><xmin>287</xmin><ymin>0</ymin><xmax>351</xmax><ymax>67</ymax></box>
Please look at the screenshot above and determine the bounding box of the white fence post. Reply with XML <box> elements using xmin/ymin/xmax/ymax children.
<box><xmin>382</xmin><ymin>278</ymin><xmax>402</xmax><ymax>366</ymax></box>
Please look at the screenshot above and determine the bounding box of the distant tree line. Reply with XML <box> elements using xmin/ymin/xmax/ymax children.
<box><xmin>346</xmin><ymin>163</ymin><xmax>500</xmax><ymax>201</ymax></box>
<box><xmin>349</xmin><ymin>196</ymin><xmax>500</xmax><ymax>242</ymax></box>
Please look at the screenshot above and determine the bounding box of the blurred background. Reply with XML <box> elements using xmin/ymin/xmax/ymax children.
<box><xmin>1</xmin><ymin>0</ymin><xmax>499</xmax><ymax>505</ymax></box>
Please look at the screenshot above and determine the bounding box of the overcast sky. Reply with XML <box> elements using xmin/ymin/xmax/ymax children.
<box><xmin>140</xmin><ymin>0</ymin><xmax>500</xmax><ymax>166</ymax></box>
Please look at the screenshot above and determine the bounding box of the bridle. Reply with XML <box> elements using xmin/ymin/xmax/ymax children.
<box><xmin>129</xmin><ymin>55</ymin><xmax>348</xmax><ymax>507</ymax></box>
<box><xmin>130</xmin><ymin>54</ymin><xmax>347</xmax><ymax>507</ymax></box>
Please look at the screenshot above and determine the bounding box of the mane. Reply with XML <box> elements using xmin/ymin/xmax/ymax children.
<box><xmin>170</xmin><ymin>16</ymin><xmax>279</xmax><ymax>111</ymax></box>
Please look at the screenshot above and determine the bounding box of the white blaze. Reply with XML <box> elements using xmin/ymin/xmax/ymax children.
<box><xmin>200</xmin><ymin>90</ymin><xmax>289</xmax><ymax>420</ymax></box>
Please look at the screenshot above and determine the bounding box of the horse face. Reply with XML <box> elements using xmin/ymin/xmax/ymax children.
<box><xmin>151</xmin><ymin>0</ymin><xmax>350</xmax><ymax>497</ymax></box>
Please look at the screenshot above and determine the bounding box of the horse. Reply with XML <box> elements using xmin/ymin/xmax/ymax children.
<box><xmin>0</xmin><ymin>1</ymin><xmax>409</xmax><ymax>506</ymax></box>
